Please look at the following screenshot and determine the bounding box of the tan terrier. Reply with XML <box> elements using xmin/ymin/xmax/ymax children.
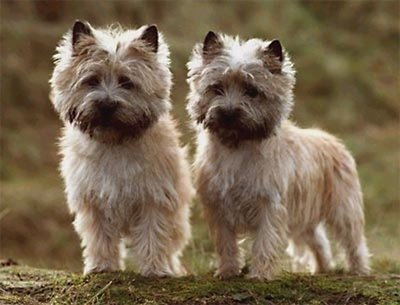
<box><xmin>187</xmin><ymin>32</ymin><xmax>370</xmax><ymax>279</ymax></box>
<box><xmin>50</xmin><ymin>21</ymin><xmax>192</xmax><ymax>276</ymax></box>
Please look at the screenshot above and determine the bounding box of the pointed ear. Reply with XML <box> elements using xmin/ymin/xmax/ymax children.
<box><xmin>202</xmin><ymin>31</ymin><xmax>222</xmax><ymax>60</ymax></box>
<box><xmin>266</xmin><ymin>40</ymin><xmax>283</xmax><ymax>61</ymax></box>
<box><xmin>264</xmin><ymin>40</ymin><xmax>284</xmax><ymax>74</ymax></box>
<box><xmin>72</xmin><ymin>20</ymin><xmax>93</xmax><ymax>49</ymax></box>
<box><xmin>140</xmin><ymin>25</ymin><xmax>158</xmax><ymax>53</ymax></box>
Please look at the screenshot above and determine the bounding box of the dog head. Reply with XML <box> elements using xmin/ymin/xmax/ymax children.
<box><xmin>187</xmin><ymin>32</ymin><xmax>296</xmax><ymax>147</ymax></box>
<box><xmin>50</xmin><ymin>21</ymin><xmax>172</xmax><ymax>142</ymax></box>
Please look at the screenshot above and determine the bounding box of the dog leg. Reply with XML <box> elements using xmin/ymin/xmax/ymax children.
<box><xmin>213</xmin><ymin>223</ymin><xmax>241</xmax><ymax>279</ymax></box>
<box><xmin>202</xmin><ymin>204</ymin><xmax>241</xmax><ymax>279</ymax></box>
<box><xmin>286</xmin><ymin>239</ymin><xmax>311</xmax><ymax>272</ymax></box>
<box><xmin>130</xmin><ymin>205</ymin><xmax>186</xmax><ymax>277</ymax></box>
<box><xmin>74</xmin><ymin>207</ymin><xmax>121</xmax><ymax>275</ymax></box>
<box><xmin>168</xmin><ymin>203</ymin><xmax>191</xmax><ymax>276</ymax></box>
<box><xmin>302</xmin><ymin>225</ymin><xmax>333</xmax><ymax>273</ymax></box>
<box><xmin>327</xmin><ymin>204</ymin><xmax>370</xmax><ymax>275</ymax></box>
<box><xmin>248</xmin><ymin>200</ymin><xmax>287</xmax><ymax>280</ymax></box>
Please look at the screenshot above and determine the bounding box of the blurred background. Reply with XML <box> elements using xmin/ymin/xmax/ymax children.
<box><xmin>0</xmin><ymin>1</ymin><xmax>399</xmax><ymax>274</ymax></box>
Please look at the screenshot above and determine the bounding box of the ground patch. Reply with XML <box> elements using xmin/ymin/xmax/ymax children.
<box><xmin>1</xmin><ymin>266</ymin><xmax>399</xmax><ymax>305</ymax></box>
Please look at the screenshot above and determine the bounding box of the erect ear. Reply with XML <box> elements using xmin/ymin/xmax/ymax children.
<box><xmin>72</xmin><ymin>20</ymin><xmax>93</xmax><ymax>49</ymax></box>
<box><xmin>140</xmin><ymin>25</ymin><xmax>158</xmax><ymax>53</ymax></box>
<box><xmin>266</xmin><ymin>40</ymin><xmax>283</xmax><ymax>61</ymax></box>
<box><xmin>264</xmin><ymin>40</ymin><xmax>284</xmax><ymax>74</ymax></box>
<box><xmin>202</xmin><ymin>31</ymin><xmax>223</xmax><ymax>60</ymax></box>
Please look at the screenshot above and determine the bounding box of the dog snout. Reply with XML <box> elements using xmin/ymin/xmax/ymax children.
<box><xmin>97</xmin><ymin>99</ymin><xmax>118</xmax><ymax>117</ymax></box>
<box><xmin>217</xmin><ymin>107</ymin><xmax>242</xmax><ymax>124</ymax></box>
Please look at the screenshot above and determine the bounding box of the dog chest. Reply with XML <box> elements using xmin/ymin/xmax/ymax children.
<box><xmin>61</xmin><ymin>137</ymin><xmax>175</xmax><ymax>213</ymax></box>
<box><xmin>198</xmin><ymin>146</ymin><xmax>277</xmax><ymax>228</ymax></box>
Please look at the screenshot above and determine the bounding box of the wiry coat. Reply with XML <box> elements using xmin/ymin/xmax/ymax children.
<box><xmin>50</xmin><ymin>22</ymin><xmax>192</xmax><ymax>276</ymax></box>
<box><xmin>187</xmin><ymin>33</ymin><xmax>370</xmax><ymax>279</ymax></box>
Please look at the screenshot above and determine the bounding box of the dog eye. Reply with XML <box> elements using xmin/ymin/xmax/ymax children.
<box><xmin>244</xmin><ymin>85</ymin><xmax>259</xmax><ymax>98</ymax></box>
<box><xmin>118</xmin><ymin>76</ymin><xmax>134</xmax><ymax>90</ymax></box>
<box><xmin>84</xmin><ymin>76</ymin><xmax>100</xmax><ymax>87</ymax></box>
<box><xmin>210</xmin><ymin>84</ymin><xmax>224</xmax><ymax>96</ymax></box>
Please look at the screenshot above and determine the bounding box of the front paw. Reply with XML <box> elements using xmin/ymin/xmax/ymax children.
<box><xmin>214</xmin><ymin>267</ymin><xmax>241</xmax><ymax>279</ymax></box>
<box><xmin>246</xmin><ymin>269</ymin><xmax>274</xmax><ymax>280</ymax></box>
<box><xmin>176</xmin><ymin>265</ymin><xmax>188</xmax><ymax>276</ymax></box>
<box><xmin>140</xmin><ymin>266</ymin><xmax>176</xmax><ymax>278</ymax></box>
<box><xmin>84</xmin><ymin>266</ymin><xmax>117</xmax><ymax>275</ymax></box>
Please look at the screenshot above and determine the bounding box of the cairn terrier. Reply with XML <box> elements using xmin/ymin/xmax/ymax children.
<box><xmin>50</xmin><ymin>21</ymin><xmax>192</xmax><ymax>276</ymax></box>
<box><xmin>187</xmin><ymin>32</ymin><xmax>370</xmax><ymax>279</ymax></box>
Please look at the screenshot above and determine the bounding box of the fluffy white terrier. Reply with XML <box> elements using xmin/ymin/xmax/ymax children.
<box><xmin>187</xmin><ymin>31</ymin><xmax>370</xmax><ymax>279</ymax></box>
<box><xmin>50</xmin><ymin>21</ymin><xmax>192</xmax><ymax>276</ymax></box>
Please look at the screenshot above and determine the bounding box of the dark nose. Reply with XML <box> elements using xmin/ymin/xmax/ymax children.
<box><xmin>217</xmin><ymin>107</ymin><xmax>242</xmax><ymax>124</ymax></box>
<box><xmin>97</xmin><ymin>99</ymin><xmax>118</xmax><ymax>117</ymax></box>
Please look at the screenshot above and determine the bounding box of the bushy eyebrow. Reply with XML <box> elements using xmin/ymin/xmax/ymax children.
<box><xmin>205</xmin><ymin>82</ymin><xmax>224</xmax><ymax>93</ymax></box>
<box><xmin>242</xmin><ymin>80</ymin><xmax>258</xmax><ymax>88</ymax></box>
<box><xmin>79</xmin><ymin>74</ymin><xmax>98</xmax><ymax>82</ymax></box>
<box><xmin>208</xmin><ymin>81</ymin><xmax>224</xmax><ymax>87</ymax></box>
<box><xmin>71</xmin><ymin>73</ymin><xmax>100</xmax><ymax>89</ymax></box>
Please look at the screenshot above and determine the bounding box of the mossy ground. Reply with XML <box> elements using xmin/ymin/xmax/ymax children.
<box><xmin>1</xmin><ymin>266</ymin><xmax>399</xmax><ymax>305</ymax></box>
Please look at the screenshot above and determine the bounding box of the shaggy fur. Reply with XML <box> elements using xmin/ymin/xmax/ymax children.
<box><xmin>50</xmin><ymin>21</ymin><xmax>192</xmax><ymax>276</ymax></box>
<box><xmin>187</xmin><ymin>32</ymin><xmax>370</xmax><ymax>280</ymax></box>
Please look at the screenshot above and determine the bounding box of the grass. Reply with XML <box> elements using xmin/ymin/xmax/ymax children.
<box><xmin>1</xmin><ymin>266</ymin><xmax>399</xmax><ymax>305</ymax></box>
